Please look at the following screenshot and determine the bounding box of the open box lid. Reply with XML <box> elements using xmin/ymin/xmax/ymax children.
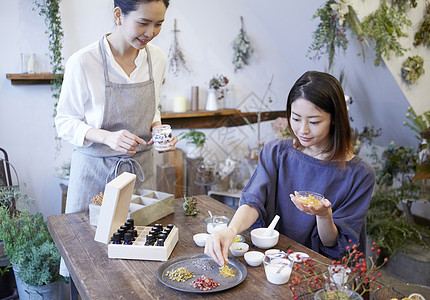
<box><xmin>94</xmin><ymin>172</ymin><xmax>136</xmax><ymax>245</ymax></box>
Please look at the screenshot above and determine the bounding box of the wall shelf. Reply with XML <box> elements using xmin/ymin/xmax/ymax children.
<box><xmin>161</xmin><ymin>109</ymin><xmax>285</xmax><ymax>129</ymax></box>
<box><xmin>6</xmin><ymin>73</ymin><xmax>62</xmax><ymax>85</ymax></box>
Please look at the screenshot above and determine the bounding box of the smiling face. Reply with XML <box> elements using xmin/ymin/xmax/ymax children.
<box><xmin>117</xmin><ymin>1</ymin><xmax>166</xmax><ymax>50</ymax></box>
<box><xmin>290</xmin><ymin>97</ymin><xmax>332</xmax><ymax>152</ymax></box>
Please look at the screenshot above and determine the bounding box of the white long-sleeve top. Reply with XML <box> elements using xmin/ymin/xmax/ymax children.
<box><xmin>55</xmin><ymin>36</ymin><xmax>166</xmax><ymax>147</ymax></box>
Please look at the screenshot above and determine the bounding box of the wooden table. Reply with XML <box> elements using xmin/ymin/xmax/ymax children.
<box><xmin>47</xmin><ymin>195</ymin><xmax>330</xmax><ymax>299</ymax></box>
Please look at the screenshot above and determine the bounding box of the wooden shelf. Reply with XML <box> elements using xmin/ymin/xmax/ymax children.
<box><xmin>161</xmin><ymin>109</ymin><xmax>285</xmax><ymax>129</ymax></box>
<box><xmin>6</xmin><ymin>73</ymin><xmax>62</xmax><ymax>85</ymax></box>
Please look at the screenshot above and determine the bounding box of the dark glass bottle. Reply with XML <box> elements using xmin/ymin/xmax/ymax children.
<box><xmin>156</xmin><ymin>238</ymin><xmax>164</xmax><ymax>246</ymax></box>
<box><xmin>112</xmin><ymin>232</ymin><xmax>122</xmax><ymax>244</ymax></box>
<box><xmin>127</xmin><ymin>219</ymin><xmax>135</xmax><ymax>229</ymax></box>
<box><xmin>127</xmin><ymin>230</ymin><xmax>135</xmax><ymax>241</ymax></box>
<box><xmin>117</xmin><ymin>228</ymin><xmax>126</xmax><ymax>240</ymax></box>
<box><xmin>124</xmin><ymin>233</ymin><xmax>133</xmax><ymax>245</ymax></box>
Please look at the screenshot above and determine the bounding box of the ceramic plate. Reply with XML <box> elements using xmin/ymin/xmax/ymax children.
<box><xmin>288</xmin><ymin>252</ymin><xmax>310</xmax><ymax>263</ymax></box>
<box><xmin>157</xmin><ymin>253</ymin><xmax>247</xmax><ymax>293</ymax></box>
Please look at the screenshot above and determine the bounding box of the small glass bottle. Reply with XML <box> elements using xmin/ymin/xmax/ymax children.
<box><xmin>124</xmin><ymin>233</ymin><xmax>133</xmax><ymax>245</ymax></box>
<box><xmin>156</xmin><ymin>238</ymin><xmax>165</xmax><ymax>246</ymax></box>
<box><xmin>127</xmin><ymin>219</ymin><xmax>135</xmax><ymax>229</ymax></box>
<box><xmin>127</xmin><ymin>230</ymin><xmax>136</xmax><ymax>241</ymax></box>
<box><xmin>117</xmin><ymin>228</ymin><xmax>126</xmax><ymax>240</ymax></box>
<box><xmin>112</xmin><ymin>232</ymin><xmax>122</xmax><ymax>244</ymax></box>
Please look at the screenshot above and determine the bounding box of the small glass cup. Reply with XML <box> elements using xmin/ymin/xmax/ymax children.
<box><xmin>205</xmin><ymin>215</ymin><xmax>230</xmax><ymax>234</ymax></box>
<box><xmin>263</xmin><ymin>255</ymin><xmax>292</xmax><ymax>285</ymax></box>
<box><xmin>152</xmin><ymin>125</ymin><xmax>173</xmax><ymax>152</ymax></box>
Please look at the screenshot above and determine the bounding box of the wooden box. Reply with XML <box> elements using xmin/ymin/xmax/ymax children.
<box><xmin>94</xmin><ymin>172</ymin><xmax>178</xmax><ymax>261</ymax></box>
<box><xmin>89</xmin><ymin>187</ymin><xmax>174</xmax><ymax>227</ymax></box>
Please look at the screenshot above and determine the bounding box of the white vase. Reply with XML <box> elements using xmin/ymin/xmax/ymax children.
<box><xmin>186</xmin><ymin>142</ymin><xmax>203</xmax><ymax>158</ymax></box>
<box><xmin>205</xmin><ymin>88</ymin><xmax>218</xmax><ymax>111</ymax></box>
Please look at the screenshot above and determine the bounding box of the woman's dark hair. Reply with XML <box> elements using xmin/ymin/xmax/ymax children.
<box><xmin>114</xmin><ymin>0</ymin><xmax>170</xmax><ymax>16</ymax></box>
<box><xmin>286</xmin><ymin>71</ymin><xmax>353</xmax><ymax>164</ymax></box>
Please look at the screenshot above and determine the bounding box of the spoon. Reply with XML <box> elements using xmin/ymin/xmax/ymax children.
<box><xmin>276</xmin><ymin>264</ymin><xmax>287</xmax><ymax>274</ymax></box>
<box><xmin>208</xmin><ymin>210</ymin><xmax>214</xmax><ymax>223</ymax></box>
<box><xmin>264</xmin><ymin>215</ymin><xmax>280</xmax><ymax>237</ymax></box>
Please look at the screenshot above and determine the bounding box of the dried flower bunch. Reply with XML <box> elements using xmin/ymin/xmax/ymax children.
<box><xmin>272</xmin><ymin>117</ymin><xmax>293</xmax><ymax>139</ymax></box>
<box><xmin>232</xmin><ymin>16</ymin><xmax>253</xmax><ymax>72</ymax></box>
<box><xmin>401</xmin><ymin>56</ymin><xmax>425</xmax><ymax>84</ymax></box>
<box><xmin>208</xmin><ymin>74</ymin><xmax>229</xmax><ymax>90</ymax></box>
<box><xmin>289</xmin><ymin>240</ymin><xmax>388</xmax><ymax>299</ymax></box>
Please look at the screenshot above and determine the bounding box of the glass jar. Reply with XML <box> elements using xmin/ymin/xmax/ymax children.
<box><xmin>196</xmin><ymin>161</ymin><xmax>215</xmax><ymax>185</ymax></box>
<box><xmin>152</xmin><ymin>125</ymin><xmax>173</xmax><ymax>151</ymax></box>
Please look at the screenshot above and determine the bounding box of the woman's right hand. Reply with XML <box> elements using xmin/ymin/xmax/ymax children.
<box><xmin>204</xmin><ymin>227</ymin><xmax>237</xmax><ymax>266</ymax></box>
<box><xmin>104</xmin><ymin>129</ymin><xmax>146</xmax><ymax>154</ymax></box>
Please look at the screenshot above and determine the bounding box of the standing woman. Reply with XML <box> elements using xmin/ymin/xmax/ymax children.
<box><xmin>55</xmin><ymin>0</ymin><xmax>176</xmax><ymax>214</ymax></box>
<box><xmin>205</xmin><ymin>71</ymin><xmax>375</xmax><ymax>265</ymax></box>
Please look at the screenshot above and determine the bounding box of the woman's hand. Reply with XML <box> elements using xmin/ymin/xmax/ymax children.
<box><xmin>105</xmin><ymin>130</ymin><xmax>146</xmax><ymax>154</ymax></box>
<box><xmin>204</xmin><ymin>228</ymin><xmax>236</xmax><ymax>266</ymax></box>
<box><xmin>289</xmin><ymin>191</ymin><xmax>332</xmax><ymax>217</ymax></box>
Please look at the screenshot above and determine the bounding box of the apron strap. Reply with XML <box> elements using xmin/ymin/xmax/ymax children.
<box><xmin>99</xmin><ymin>37</ymin><xmax>110</xmax><ymax>85</ymax></box>
<box><xmin>106</xmin><ymin>157</ymin><xmax>145</xmax><ymax>184</ymax></box>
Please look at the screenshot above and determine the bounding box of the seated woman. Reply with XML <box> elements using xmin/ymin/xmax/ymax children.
<box><xmin>205</xmin><ymin>71</ymin><xmax>375</xmax><ymax>265</ymax></box>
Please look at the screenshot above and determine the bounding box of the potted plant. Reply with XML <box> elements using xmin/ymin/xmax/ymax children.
<box><xmin>178</xmin><ymin>129</ymin><xmax>206</xmax><ymax>159</ymax></box>
<box><xmin>0</xmin><ymin>205</ymin><xmax>61</xmax><ymax>299</ymax></box>
<box><xmin>0</xmin><ymin>263</ymin><xmax>14</xmax><ymax>299</ymax></box>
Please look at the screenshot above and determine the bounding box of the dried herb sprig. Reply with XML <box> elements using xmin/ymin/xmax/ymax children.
<box><xmin>168</xmin><ymin>19</ymin><xmax>190</xmax><ymax>76</ymax></box>
<box><xmin>232</xmin><ymin>16</ymin><xmax>253</xmax><ymax>72</ymax></box>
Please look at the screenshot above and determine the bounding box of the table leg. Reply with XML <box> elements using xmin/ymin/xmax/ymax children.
<box><xmin>70</xmin><ymin>277</ymin><xmax>79</xmax><ymax>300</ymax></box>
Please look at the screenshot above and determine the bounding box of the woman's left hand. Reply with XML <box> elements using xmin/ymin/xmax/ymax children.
<box><xmin>289</xmin><ymin>191</ymin><xmax>332</xmax><ymax>217</ymax></box>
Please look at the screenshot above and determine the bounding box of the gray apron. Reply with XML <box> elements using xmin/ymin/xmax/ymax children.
<box><xmin>65</xmin><ymin>37</ymin><xmax>156</xmax><ymax>214</ymax></box>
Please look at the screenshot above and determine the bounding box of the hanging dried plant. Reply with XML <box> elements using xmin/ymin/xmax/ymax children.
<box><xmin>391</xmin><ymin>0</ymin><xmax>418</xmax><ymax>11</ymax></box>
<box><xmin>414</xmin><ymin>3</ymin><xmax>430</xmax><ymax>48</ymax></box>
<box><xmin>308</xmin><ymin>0</ymin><xmax>366</xmax><ymax>71</ymax></box>
<box><xmin>401</xmin><ymin>56</ymin><xmax>425</xmax><ymax>84</ymax></box>
<box><xmin>361</xmin><ymin>1</ymin><xmax>411</xmax><ymax>66</ymax></box>
<box><xmin>232</xmin><ymin>16</ymin><xmax>253</xmax><ymax>72</ymax></box>
<box><xmin>168</xmin><ymin>19</ymin><xmax>190</xmax><ymax>76</ymax></box>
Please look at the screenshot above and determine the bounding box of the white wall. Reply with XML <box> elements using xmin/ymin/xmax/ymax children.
<box><xmin>0</xmin><ymin>0</ymin><xmax>428</xmax><ymax>218</ymax></box>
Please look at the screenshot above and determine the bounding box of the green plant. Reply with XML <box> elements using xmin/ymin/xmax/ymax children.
<box><xmin>0</xmin><ymin>206</ymin><xmax>60</xmax><ymax>286</ymax></box>
<box><xmin>232</xmin><ymin>16</ymin><xmax>253</xmax><ymax>72</ymax></box>
<box><xmin>308</xmin><ymin>0</ymin><xmax>365</xmax><ymax>70</ymax></box>
<box><xmin>33</xmin><ymin>0</ymin><xmax>64</xmax><ymax>151</ymax></box>
<box><xmin>401</xmin><ymin>56</ymin><xmax>425</xmax><ymax>84</ymax></box>
<box><xmin>178</xmin><ymin>129</ymin><xmax>206</xmax><ymax>147</ymax></box>
<box><xmin>367</xmin><ymin>188</ymin><xmax>430</xmax><ymax>257</ymax></box>
<box><xmin>404</xmin><ymin>107</ymin><xmax>430</xmax><ymax>182</ymax></box>
<box><xmin>361</xmin><ymin>0</ymin><xmax>411</xmax><ymax>66</ymax></box>
<box><xmin>414</xmin><ymin>3</ymin><xmax>430</xmax><ymax>47</ymax></box>
<box><xmin>0</xmin><ymin>263</ymin><xmax>11</xmax><ymax>276</ymax></box>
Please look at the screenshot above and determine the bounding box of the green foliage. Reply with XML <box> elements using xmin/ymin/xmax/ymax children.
<box><xmin>367</xmin><ymin>189</ymin><xmax>430</xmax><ymax>257</ymax></box>
<box><xmin>33</xmin><ymin>0</ymin><xmax>64</xmax><ymax>152</ymax></box>
<box><xmin>401</xmin><ymin>56</ymin><xmax>425</xmax><ymax>84</ymax></box>
<box><xmin>361</xmin><ymin>1</ymin><xmax>411</xmax><ymax>66</ymax></box>
<box><xmin>0</xmin><ymin>206</ymin><xmax>60</xmax><ymax>286</ymax></box>
<box><xmin>414</xmin><ymin>3</ymin><xmax>430</xmax><ymax>47</ymax></box>
<box><xmin>377</xmin><ymin>141</ymin><xmax>417</xmax><ymax>189</ymax></box>
<box><xmin>308</xmin><ymin>0</ymin><xmax>365</xmax><ymax>70</ymax></box>
<box><xmin>15</xmin><ymin>240</ymin><xmax>60</xmax><ymax>286</ymax></box>
<box><xmin>232</xmin><ymin>16</ymin><xmax>253</xmax><ymax>72</ymax></box>
<box><xmin>178</xmin><ymin>129</ymin><xmax>206</xmax><ymax>147</ymax></box>
<box><xmin>0</xmin><ymin>263</ymin><xmax>12</xmax><ymax>276</ymax></box>
<box><xmin>392</xmin><ymin>0</ymin><xmax>418</xmax><ymax>11</ymax></box>
<box><xmin>0</xmin><ymin>187</ymin><xmax>19</xmax><ymax>210</ymax></box>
